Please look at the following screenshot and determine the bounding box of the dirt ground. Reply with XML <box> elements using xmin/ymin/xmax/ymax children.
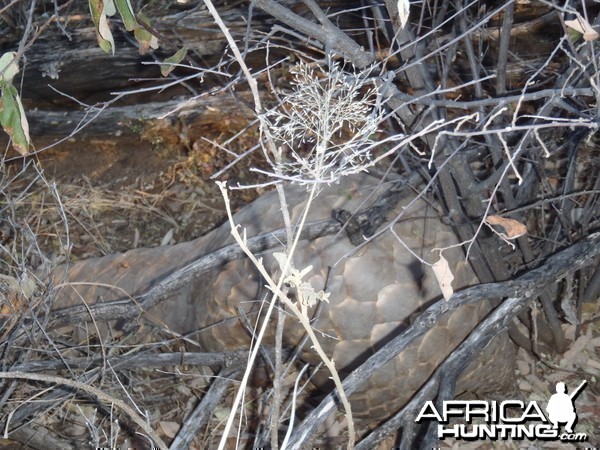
<box><xmin>4</xmin><ymin>115</ymin><xmax>267</xmax><ymax>263</ymax></box>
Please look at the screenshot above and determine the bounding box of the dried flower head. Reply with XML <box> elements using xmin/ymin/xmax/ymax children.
<box><xmin>262</xmin><ymin>61</ymin><xmax>383</xmax><ymax>185</ymax></box>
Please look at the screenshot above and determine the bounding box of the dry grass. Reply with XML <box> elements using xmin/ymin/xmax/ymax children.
<box><xmin>0</xmin><ymin>130</ymin><xmax>268</xmax><ymax>448</ymax></box>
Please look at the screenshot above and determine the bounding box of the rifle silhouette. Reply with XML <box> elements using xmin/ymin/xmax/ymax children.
<box><xmin>569</xmin><ymin>380</ymin><xmax>587</xmax><ymax>400</ymax></box>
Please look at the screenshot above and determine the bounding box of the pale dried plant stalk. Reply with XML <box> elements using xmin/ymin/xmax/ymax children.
<box><xmin>217</xmin><ymin>181</ymin><xmax>355</xmax><ymax>448</ymax></box>
<box><xmin>203</xmin><ymin>4</ymin><xmax>386</xmax><ymax>446</ymax></box>
<box><xmin>262</xmin><ymin>60</ymin><xmax>382</xmax><ymax>184</ymax></box>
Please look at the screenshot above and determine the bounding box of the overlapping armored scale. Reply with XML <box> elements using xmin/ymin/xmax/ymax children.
<box><xmin>56</xmin><ymin>173</ymin><xmax>514</xmax><ymax>421</ymax></box>
<box><xmin>192</xmin><ymin>174</ymin><xmax>514</xmax><ymax>419</ymax></box>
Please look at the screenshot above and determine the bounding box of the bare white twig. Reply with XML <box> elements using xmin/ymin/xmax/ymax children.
<box><xmin>217</xmin><ymin>181</ymin><xmax>355</xmax><ymax>449</ymax></box>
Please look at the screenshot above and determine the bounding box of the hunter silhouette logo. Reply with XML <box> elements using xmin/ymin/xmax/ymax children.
<box><xmin>415</xmin><ymin>380</ymin><xmax>588</xmax><ymax>442</ymax></box>
<box><xmin>546</xmin><ymin>380</ymin><xmax>586</xmax><ymax>434</ymax></box>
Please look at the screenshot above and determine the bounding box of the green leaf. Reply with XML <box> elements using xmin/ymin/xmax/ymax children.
<box><xmin>89</xmin><ymin>0</ymin><xmax>115</xmax><ymax>54</ymax></box>
<box><xmin>90</xmin><ymin>0</ymin><xmax>160</xmax><ymax>55</ymax></box>
<box><xmin>133</xmin><ymin>12</ymin><xmax>159</xmax><ymax>54</ymax></box>
<box><xmin>0</xmin><ymin>52</ymin><xmax>19</xmax><ymax>83</ymax></box>
<box><xmin>104</xmin><ymin>0</ymin><xmax>116</xmax><ymax>16</ymax></box>
<box><xmin>161</xmin><ymin>47</ymin><xmax>188</xmax><ymax>77</ymax></box>
<box><xmin>0</xmin><ymin>80</ymin><xmax>30</xmax><ymax>156</ymax></box>
<box><xmin>115</xmin><ymin>0</ymin><xmax>137</xmax><ymax>31</ymax></box>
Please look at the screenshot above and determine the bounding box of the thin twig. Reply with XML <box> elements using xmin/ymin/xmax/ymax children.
<box><xmin>0</xmin><ymin>371</ymin><xmax>168</xmax><ymax>450</ymax></box>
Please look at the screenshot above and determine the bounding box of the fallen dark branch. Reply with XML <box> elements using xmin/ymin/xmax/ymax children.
<box><xmin>253</xmin><ymin>0</ymin><xmax>375</xmax><ymax>68</ymax></box>
<box><xmin>170</xmin><ymin>366</ymin><xmax>242</xmax><ymax>449</ymax></box>
<box><xmin>9</xmin><ymin>350</ymin><xmax>248</xmax><ymax>373</ymax></box>
<box><xmin>392</xmin><ymin>87</ymin><xmax>595</xmax><ymax>110</ymax></box>
<box><xmin>48</xmin><ymin>218</ymin><xmax>340</xmax><ymax>329</ymax></box>
<box><xmin>0</xmin><ymin>370</ymin><xmax>100</xmax><ymax>444</ymax></box>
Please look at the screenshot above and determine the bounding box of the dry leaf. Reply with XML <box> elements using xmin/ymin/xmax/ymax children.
<box><xmin>485</xmin><ymin>215</ymin><xmax>527</xmax><ymax>239</ymax></box>
<box><xmin>89</xmin><ymin>0</ymin><xmax>116</xmax><ymax>53</ymax></box>
<box><xmin>158</xmin><ymin>421</ymin><xmax>180</xmax><ymax>438</ymax></box>
<box><xmin>16</xmin><ymin>90</ymin><xmax>30</xmax><ymax>150</ymax></box>
<box><xmin>565</xmin><ymin>15</ymin><xmax>599</xmax><ymax>41</ymax></box>
<box><xmin>0</xmin><ymin>52</ymin><xmax>19</xmax><ymax>83</ymax></box>
<box><xmin>397</xmin><ymin>0</ymin><xmax>410</xmax><ymax>29</ymax></box>
<box><xmin>161</xmin><ymin>47</ymin><xmax>188</xmax><ymax>77</ymax></box>
<box><xmin>559</xmin><ymin>327</ymin><xmax>592</xmax><ymax>368</ymax></box>
<box><xmin>161</xmin><ymin>228</ymin><xmax>174</xmax><ymax>246</ymax></box>
<box><xmin>98</xmin><ymin>8</ymin><xmax>115</xmax><ymax>53</ymax></box>
<box><xmin>0</xmin><ymin>274</ymin><xmax>36</xmax><ymax>316</ymax></box>
<box><xmin>432</xmin><ymin>254</ymin><xmax>454</xmax><ymax>301</ymax></box>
